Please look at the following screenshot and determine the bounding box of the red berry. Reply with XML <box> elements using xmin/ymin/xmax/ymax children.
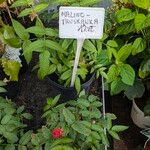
<box><xmin>52</xmin><ymin>128</ymin><xmax>63</xmax><ymax>139</ymax></box>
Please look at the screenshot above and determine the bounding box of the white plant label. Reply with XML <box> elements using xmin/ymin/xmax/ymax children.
<box><xmin>59</xmin><ymin>7</ymin><xmax>105</xmax><ymax>39</ymax></box>
<box><xmin>59</xmin><ymin>6</ymin><xmax>105</xmax><ymax>87</ymax></box>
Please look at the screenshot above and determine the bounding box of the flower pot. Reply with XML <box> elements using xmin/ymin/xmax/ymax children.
<box><xmin>46</xmin><ymin>74</ymin><xmax>95</xmax><ymax>103</ymax></box>
<box><xmin>131</xmin><ymin>100</ymin><xmax>150</xmax><ymax>129</ymax></box>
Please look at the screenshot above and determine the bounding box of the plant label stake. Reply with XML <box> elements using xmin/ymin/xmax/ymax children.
<box><xmin>59</xmin><ymin>6</ymin><xmax>105</xmax><ymax>87</ymax></box>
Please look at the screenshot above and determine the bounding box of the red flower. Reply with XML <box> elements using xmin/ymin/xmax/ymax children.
<box><xmin>52</xmin><ymin>128</ymin><xmax>63</xmax><ymax>139</ymax></box>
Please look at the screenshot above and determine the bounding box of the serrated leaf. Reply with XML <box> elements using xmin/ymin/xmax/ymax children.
<box><xmin>5</xmin><ymin>144</ymin><xmax>15</xmax><ymax>150</ymax></box>
<box><xmin>51</xmin><ymin>138</ymin><xmax>73</xmax><ymax>148</ymax></box>
<box><xmin>111</xmin><ymin>78</ymin><xmax>127</xmax><ymax>95</ymax></box>
<box><xmin>3</xmin><ymin>132</ymin><xmax>18</xmax><ymax>143</ymax></box>
<box><xmin>83</xmin><ymin>40</ymin><xmax>97</xmax><ymax>53</ymax></box>
<box><xmin>134</xmin><ymin>14</ymin><xmax>148</xmax><ymax>31</ymax></box>
<box><xmin>38</xmin><ymin>50</ymin><xmax>50</xmax><ymax>80</ymax></box>
<box><xmin>133</xmin><ymin>0</ymin><xmax>150</xmax><ymax>10</ymax></box>
<box><xmin>1</xmin><ymin>59</ymin><xmax>21</xmax><ymax>81</ymax></box>
<box><xmin>116</xmin><ymin>21</ymin><xmax>135</xmax><ymax>35</ymax></box>
<box><xmin>12</xmin><ymin>19</ymin><xmax>29</xmax><ymax>40</ymax></box>
<box><xmin>119</xmin><ymin>64</ymin><xmax>135</xmax><ymax>85</ymax></box>
<box><xmin>1</xmin><ymin>115</ymin><xmax>12</xmax><ymax>124</ymax></box>
<box><xmin>107</xmin><ymin>64</ymin><xmax>119</xmax><ymax>83</ymax></box>
<box><xmin>19</xmin><ymin>130</ymin><xmax>33</xmax><ymax>145</ymax></box>
<box><xmin>60</xmin><ymin>70</ymin><xmax>71</xmax><ymax>80</ymax></box>
<box><xmin>116</xmin><ymin>8</ymin><xmax>136</xmax><ymax>23</ymax></box>
<box><xmin>117</xmin><ymin>44</ymin><xmax>133</xmax><ymax>62</ymax></box>
<box><xmin>72</xmin><ymin>121</ymin><xmax>91</xmax><ymax>136</ymax></box>
<box><xmin>132</xmin><ymin>38</ymin><xmax>146</xmax><ymax>55</ymax></box>
<box><xmin>45</xmin><ymin>40</ymin><xmax>65</xmax><ymax>53</ymax></box>
<box><xmin>51</xmin><ymin>145</ymin><xmax>74</xmax><ymax>150</ymax></box>
<box><xmin>63</xmin><ymin>108</ymin><xmax>75</xmax><ymax>125</ymax></box>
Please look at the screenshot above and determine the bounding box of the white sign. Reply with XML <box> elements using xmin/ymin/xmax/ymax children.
<box><xmin>59</xmin><ymin>7</ymin><xmax>105</xmax><ymax>39</ymax></box>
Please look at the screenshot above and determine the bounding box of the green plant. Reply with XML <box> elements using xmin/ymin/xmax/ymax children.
<box><xmin>0</xmin><ymin>18</ymin><xmax>22</xmax><ymax>81</ymax></box>
<box><xmin>42</xmin><ymin>91</ymin><xmax>128</xmax><ymax>149</ymax></box>
<box><xmin>0</xmin><ymin>96</ymin><xmax>32</xmax><ymax>149</ymax></box>
<box><xmin>97</xmin><ymin>0</ymin><xmax>150</xmax><ymax>99</ymax></box>
<box><xmin>0</xmin><ymin>80</ymin><xmax>7</xmax><ymax>93</ymax></box>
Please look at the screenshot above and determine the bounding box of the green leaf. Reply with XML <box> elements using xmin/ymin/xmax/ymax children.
<box><xmin>22</xmin><ymin>113</ymin><xmax>33</xmax><ymax>120</ymax></box>
<box><xmin>116</xmin><ymin>21</ymin><xmax>135</xmax><ymax>35</ymax></box>
<box><xmin>17</xmin><ymin>106</ymin><xmax>25</xmax><ymax>114</ymax></box>
<box><xmin>111</xmin><ymin>78</ymin><xmax>127</xmax><ymax>95</ymax></box>
<box><xmin>61</xmin><ymin>39</ymin><xmax>73</xmax><ymax>50</ymax></box>
<box><xmin>51</xmin><ymin>145</ymin><xmax>74</xmax><ymax>150</ymax></box>
<box><xmin>134</xmin><ymin>14</ymin><xmax>150</xmax><ymax>31</ymax></box>
<box><xmin>107</xmin><ymin>64</ymin><xmax>119</xmax><ymax>83</ymax></box>
<box><xmin>75</xmin><ymin>77</ymin><xmax>81</xmax><ymax>93</ymax></box>
<box><xmin>63</xmin><ymin>108</ymin><xmax>75</xmax><ymax>125</ymax></box>
<box><xmin>34</xmin><ymin>3</ymin><xmax>49</xmax><ymax>13</ymax></box>
<box><xmin>1</xmin><ymin>115</ymin><xmax>12</xmax><ymax>124</ymax></box>
<box><xmin>117</xmin><ymin>44</ymin><xmax>133</xmax><ymax>62</ymax></box>
<box><xmin>133</xmin><ymin>0</ymin><xmax>150</xmax><ymax>9</ymax></box>
<box><xmin>23</xmin><ymin>40</ymin><xmax>45</xmax><ymax>63</ymax></box>
<box><xmin>26</xmin><ymin>26</ymin><xmax>45</xmax><ymax>35</ymax></box>
<box><xmin>45</xmin><ymin>40</ymin><xmax>65</xmax><ymax>53</ymax></box>
<box><xmin>5</xmin><ymin>144</ymin><xmax>15</xmax><ymax>150</ymax></box>
<box><xmin>51</xmin><ymin>138</ymin><xmax>74</xmax><ymax>148</ymax></box>
<box><xmin>45</xmin><ymin>28</ymin><xmax>58</xmax><ymax>37</ymax></box>
<box><xmin>116</xmin><ymin>8</ymin><xmax>136</xmax><ymax>23</ymax></box>
<box><xmin>83</xmin><ymin>40</ymin><xmax>97</xmax><ymax>53</ymax></box>
<box><xmin>79</xmin><ymin>0</ymin><xmax>99</xmax><ymax>6</ymax></box>
<box><xmin>112</xmin><ymin>125</ymin><xmax>128</xmax><ymax>132</ymax></box>
<box><xmin>119</xmin><ymin>64</ymin><xmax>135</xmax><ymax>86</ymax></box>
<box><xmin>132</xmin><ymin>38</ymin><xmax>146</xmax><ymax>55</ymax></box>
<box><xmin>72</xmin><ymin>121</ymin><xmax>91</xmax><ymax>136</ymax></box>
<box><xmin>77</xmin><ymin>98</ymin><xmax>90</xmax><ymax>107</ymax></box>
<box><xmin>19</xmin><ymin>130</ymin><xmax>33</xmax><ymax>145</ymax></box>
<box><xmin>60</xmin><ymin>70</ymin><xmax>71</xmax><ymax>80</ymax></box>
<box><xmin>0</xmin><ymin>87</ymin><xmax>7</xmax><ymax>93</ymax></box>
<box><xmin>48</xmin><ymin>64</ymin><xmax>56</xmax><ymax>75</ymax></box>
<box><xmin>19</xmin><ymin>8</ymin><xmax>32</xmax><ymax>17</ymax></box>
<box><xmin>12</xmin><ymin>19</ymin><xmax>29</xmax><ymax>40</ymax></box>
<box><xmin>107</xmin><ymin>40</ymin><xmax>118</xmax><ymax>48</ymax></box>
<box><xmin>31</xmin><ymin>134</ymin><xmax>40</xmax><ymax>146</ymax></box>
<box><xmin>3</xmin><ymin>132</ymin><xmax>18</xmax><ymax>143</ymax></box>
<box><xmin>11</xmin><ymin>0</ymin><xmax>33</xmax><ymax>7</ymax></box>
<box><xmin>124</xmin><ymin>80</ymin><xmax>145</xmax><ymax>100</ymax></box>
<box><xmin>18</xmin><ymin>145</ymin><xmax>27</xmax><ymax>150</ymax></box>
<box><xmin>108</xmin><ymin>130</ymin><xmax>120</xmax><ymax>140</ymax></box>
<box><xmin>38</xmin><ymin>50</ymin><xmax>50</xmax><ymax>80</ymax></box>
<box><xmin>100</xmin><ymin>132</ymin><xmax>109</xmax><ymax>147</ymax></box>
<box><xmin>4</xmin><ymin>107</ymin><xmax>15</xmax><ymax>115</ymax></box>
<box><xmin>0</xmin><ymin>81</ymin><xmax>7</xmax><ymax>86</ymax></box>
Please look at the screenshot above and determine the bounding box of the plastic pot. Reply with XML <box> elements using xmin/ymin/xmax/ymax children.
<box><xmin>46</xmin><ymin>74</ymin><xmax>95</xmax><ymax>102</ymax></box>
<box><xmin>131</xmin><ymin>100</ymin><xmax>150</xmax><ymax>129</ymax></box>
